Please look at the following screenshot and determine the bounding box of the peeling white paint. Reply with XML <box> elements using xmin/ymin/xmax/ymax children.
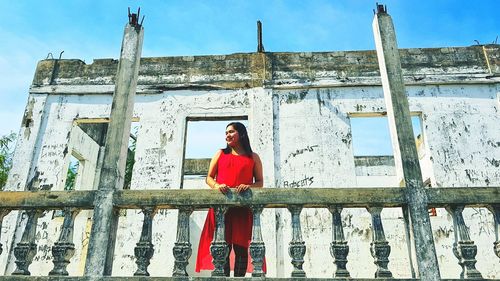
<box><xmin>3</xmin><ymin>58</ymin><xmax>500</xmax><ymax>278</ymax></box>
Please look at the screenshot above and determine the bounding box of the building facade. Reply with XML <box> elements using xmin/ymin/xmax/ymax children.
<box><xmin>2</xmin><ymin>10</ymin><xmax>500</xmax><ymax>280</ymax></box>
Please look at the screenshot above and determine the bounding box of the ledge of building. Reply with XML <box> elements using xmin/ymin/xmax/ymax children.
<box><xmin>30</xmin><ymin>45</ymin><xmax>500</xmax><ymax>91</ymax></box>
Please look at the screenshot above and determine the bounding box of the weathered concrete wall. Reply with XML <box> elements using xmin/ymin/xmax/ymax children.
<box><xmin>270</xmin><ymin>84</ymin><xmax>499</xmax><ymax>277</ymax></box>
<box><xmin>183</xmin><ymin>159</ymin><xmax>210</xmax><ymax>175</ymax></box>
<box><xmin>29</xmin><ymin>45</ymin><xmax>499</xmax><ymax>92</ymax></box>
<box><xmin>355</xmin><ymin>156</ymin><xmax>398</xmax><ymax>187</ymax></box>
<box><xmin>3</xmin><ymin>45</ymin><xmax>500</xmax><ymax>278</ymax></box>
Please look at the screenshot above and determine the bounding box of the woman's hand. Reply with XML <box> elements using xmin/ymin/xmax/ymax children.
<box><xmin>236</xmin><ymin>184</ymin><xmax>250</xmax><ymax>193</ymax></box>
<box><xmin>214</xmin><ymin>183</ymin><xmax>229</xmax><ymax>194</ymax></box>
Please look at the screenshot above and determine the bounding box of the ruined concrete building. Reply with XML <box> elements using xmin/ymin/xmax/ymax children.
<box><xmin>1</xmin><ymin>5</ymin><xmax>499</xmax><ymax>280</ymax></box>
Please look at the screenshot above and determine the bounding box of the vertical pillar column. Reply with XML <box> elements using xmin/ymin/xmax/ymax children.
<box><xmin>84</xmin><ymin>10</ymin><xmax>144</xmax><ymax>277</ymax></box>
<box><xmin>372</xmin><ymin>4</ymin><xmax>440</xmax><ymax>280</ymax></box>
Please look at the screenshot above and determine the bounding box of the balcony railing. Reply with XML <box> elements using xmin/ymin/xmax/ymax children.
<box><xmin>0</xmin><ymin>187</ymin><xmax>498</xmax><ymax>280</ymax></box>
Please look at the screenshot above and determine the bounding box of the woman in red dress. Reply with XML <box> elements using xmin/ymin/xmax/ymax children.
<box><xmin>195</xmin><ymin>122</ymin><xmax>263</xmax><ymax>277</ymax></box>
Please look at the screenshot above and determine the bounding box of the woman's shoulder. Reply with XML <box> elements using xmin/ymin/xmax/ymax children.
<box><xmin>251</xmin><ymin>152</ymin><xmax>261</xmax><ymax>162</ymax></box>
<box><xmin>212</xmin><ymin>149</ymin><xmax>224</xmax><ymax>160</ymax></box>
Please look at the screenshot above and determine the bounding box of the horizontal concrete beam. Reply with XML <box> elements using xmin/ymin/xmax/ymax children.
<box><xmin>0</xmin><ymin>190</ymin><xmax>95</xmax><ymax>209</ymax></box>
<box><xmin>114</xmin><ymin>187</ymin><xmax>407</xmax><ymax>209</ymax></box>
<box><xmin>0</xmin><ymin>187</ymin><xmax>498</xmax><ymax>210</ymax></box>
<box><xmin>28</xmin><ymin>74</ymin><xmax>500</xmax><ymax>94</ymax></box>
<box><xmin>31</xmin><ymin>45</ymin><xmax>499</xmax><ymax>91</ymax></box>
<box><xmin>426</xmin><ymin>187</ymin><xmax>500</xmax><ymax>206</ymax></box>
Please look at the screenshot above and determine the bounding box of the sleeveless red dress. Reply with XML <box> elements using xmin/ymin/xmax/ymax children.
<box><xmin>195</xmin><ymin>151</ymin><xmax>265</xmax><ymax>273</ymax></box>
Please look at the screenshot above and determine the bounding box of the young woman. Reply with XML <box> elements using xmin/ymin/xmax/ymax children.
<box><xmin>195</xmin><ymin>122</ymin><xmax>263</xmax><ymax>277</ymax></box>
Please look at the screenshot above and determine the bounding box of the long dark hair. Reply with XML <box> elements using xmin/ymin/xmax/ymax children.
<box><xmin>223</xmin><ymin>122</ymin><xmax>253</xmax><ymax>156</ymax></box>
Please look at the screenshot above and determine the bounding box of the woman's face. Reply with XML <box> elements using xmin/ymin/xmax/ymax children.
<box><xmin>225</xmin><ymin>125</ymin><xmax>240</xmax><ymax>147</ymax></box>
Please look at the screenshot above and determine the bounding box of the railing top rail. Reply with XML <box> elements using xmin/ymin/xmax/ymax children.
<box><xmin>426</xmin><ymin>186</ymin><xmax>500</xmax><ymax>207</ymax></box>
<box><xmin>116</xmin><ymin>187</ymin><xmax>407</xmax><ymax>209</ymax></box>
<box><xmin>0</xmin><ymin>190</ymin><xmax>95</xmax><ymax>210</ymax></box>
<box><xmin>0</xmin><ymin>187</ymin><xmax>498</xmax><ymax>210</ymax></box>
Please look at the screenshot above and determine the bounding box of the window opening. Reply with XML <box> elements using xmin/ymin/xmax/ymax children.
<box><xmin>350</xmin><ymin>114</ymin><xmax>422</xmax><ymax>187</ymax></box>
<box><xmin>350</xmin><ymin>114</ymin><xmax>422</xmax><ymax>156</ymax></box>
<box><xmin>123</xmin><ymin>123</ymin><xmax>139</xmax><ymax>190</ymax></box>
<box><xmin>71</xmin><ymin>118</ymin><xmax>139</xmax><ymax>190</ymax></box>
<box><xmin>64</xmin><ymin>154</ymin><xmax>81</xmax><ymax>191</ymax></box>
<box><xmin>56</xmin><ymin>153</ymin><xmax>83</xmax><ymax>216</ymax></box>
<box><xmin>182</xmin><ymin>118</ymin><xmax>248</xmax><ymax>189</ymax></box>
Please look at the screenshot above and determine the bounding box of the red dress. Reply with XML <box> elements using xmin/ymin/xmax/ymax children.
<box><xmin>195</xmin><ymin>152</ymin><xmax>262</xmax><ymax>273</ymax></box>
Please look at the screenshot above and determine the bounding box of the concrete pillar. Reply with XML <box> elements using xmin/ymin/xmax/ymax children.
<box><xmin>372</xmin><ymin>5</ymin><xmax>440</xmax><ymax>280</ymax></box>
<box><xmin>84</xmin><ymin>18</ymin><xmax>144</xmax><ymax>276</ymax></box>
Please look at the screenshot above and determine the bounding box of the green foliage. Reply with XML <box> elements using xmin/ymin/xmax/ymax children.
<box><xmin>0</xmin><ymin>132</ymin><xmax>16</xmax><ymax>190</ymax></box>
<box><xmin>64</xmin><ymin>158</ymin><xmax>79</xmax><ymax>191</ymax></box>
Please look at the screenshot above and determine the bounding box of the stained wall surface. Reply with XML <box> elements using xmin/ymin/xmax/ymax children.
<box><xmin>3</xmin><ymin>45</ymin><xmax>500</xmax><ymax>278</ymax></box>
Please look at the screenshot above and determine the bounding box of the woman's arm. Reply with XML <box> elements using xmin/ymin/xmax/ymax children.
<box><xmin>251</xmin><ymin>152</ymin><xmax>264</xmax><ymax>188</ymax></box>
<box><xmin>206</xmin><ymin>150</ymin><xmax>229</xmax><ymax>193</ymax></box>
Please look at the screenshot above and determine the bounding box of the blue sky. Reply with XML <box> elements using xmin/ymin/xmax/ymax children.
<box><xmin>0</xmin><ymin>0</ymin><xmax>498</xmax><ymax>155</ymax></box>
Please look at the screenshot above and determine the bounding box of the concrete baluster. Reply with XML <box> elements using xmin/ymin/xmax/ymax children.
<box><xmin>134</xmin><ymin>207</ymin><xmax>156</xmax><ymax>276</ymax></box>
<box><xmin>12</xmin><ymin>209</ymin><xmax>43</xmax><ymax>275</ymax></box>
<box><xmin>49</xmin><ymin>208</ymin><xmax>80</xmax><ymax>276</ymax></box>
<box><xmin>367</xmin><ymin>207</ymin><xmax>392</xmax><ymax>278</ymax></box>
<box><xmin>488</xmin><ymin>205</ymin><xmax>500</xmax><ymax>259</ymax></box>
<box><xmin>447</xmin><ymin>206</ymin><xmax>482</xmax><ymax>279</ymax></box>
<box><xmin>0</xmin><ymin>209</ymin><xmax>11</xmax><ymax>255</ymax></box>
<box><xmin>328</xmin><ymin>205</ymin><xmax>350</xmax><ymax>278</ymax></box>
<box><xmin>210</xmin><ymin>206</ymin><xmax>229</xmax><ymax>277</ymax></box>
<box><xmin>249</xmin><ymin>205</ymin><xmax>265</xmax><ymax>277</ymax></box>
<box><xmin>172</xmin><ymin>207</ymin><xmax>193</xmax><ymax>277</ymax></box>
<box><xmin>288</xmin><ymin>205</ymin><xmax>306</xmax><ymax>277</ymax></box>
